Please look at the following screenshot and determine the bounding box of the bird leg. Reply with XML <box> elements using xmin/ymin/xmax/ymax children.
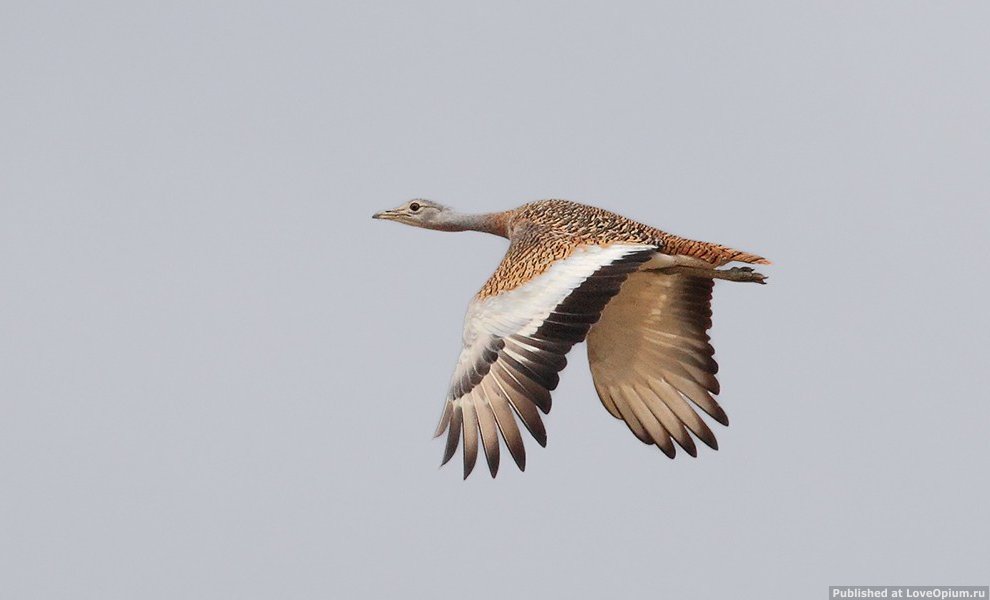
<box><xmin>651</xmin><ymin>265</ymin><xmax>768</xmax><ymax>284</ymax></box>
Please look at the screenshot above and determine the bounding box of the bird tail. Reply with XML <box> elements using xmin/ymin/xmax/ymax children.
<box><xmin>658</xmin><ymin>233</ymin><xmax>771</xmax><ymax>266</ymax></box>
<box><xmin>722</xmin><ymin>247</ymin><xmax>771</xmax><ymax>265</ymax></box>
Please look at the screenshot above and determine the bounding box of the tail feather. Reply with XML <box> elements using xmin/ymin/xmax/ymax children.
<box><xmin>658</xmin><ymin>232</ymin><xmax>770</xmax><ymax>266</ymax></box>
<box><xmin>726</xmin><ymin>249</ymin><xmax>771</xmax><ymax>265</ymax></box>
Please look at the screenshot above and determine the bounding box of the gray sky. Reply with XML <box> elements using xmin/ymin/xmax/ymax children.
<box><xmin>2</xmin><ymin>2</ymin><xmax>988</xmax><ymax>598</ymax></box>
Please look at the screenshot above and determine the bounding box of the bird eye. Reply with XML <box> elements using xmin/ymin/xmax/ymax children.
<box><xmin>409</xmin><ymin>202</ymin><xmax>421</xmax><ymax>212</ymax></box>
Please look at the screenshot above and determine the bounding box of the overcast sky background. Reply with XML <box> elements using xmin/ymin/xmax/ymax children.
<box><xmin>2</xmin><ymin>2</ymin><xmax>989</xmax><ymax>599</ymax></box>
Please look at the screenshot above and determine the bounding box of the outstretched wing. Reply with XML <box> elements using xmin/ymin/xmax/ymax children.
<box><xmin>436</xmin><ymin>238</ymin><xmax>657</xmax><ymax>478</ymax></box>
<box><xmin>586</xmin><ymin>270</ymin><xmax>727</xmax><ymax>458</ymax></box>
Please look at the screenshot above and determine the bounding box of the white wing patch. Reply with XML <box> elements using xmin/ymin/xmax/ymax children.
<box><xmin>451</xmin><ymin>244</ymin><xmax>654</xmax><ymax>386</ymax></box>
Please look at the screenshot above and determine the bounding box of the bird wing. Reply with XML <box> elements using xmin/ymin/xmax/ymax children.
<box><xmin>436</xmin><ymin>238</ymin><xmax>657</xmax><ymax>478</ymax></box>
<box><xmin>585</xmin><ymin>270</ymin><xmax>728</xmax><ymax>458</ymax></box>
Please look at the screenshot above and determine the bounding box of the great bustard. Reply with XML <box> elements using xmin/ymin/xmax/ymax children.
<box><xmin>373</xmin><ymin>199</ymin><xmax>769</xmax><ymax>478</ymax></box>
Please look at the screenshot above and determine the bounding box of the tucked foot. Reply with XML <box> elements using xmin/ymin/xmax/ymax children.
<box><xmin>717</xmin><ymin>266</ymin><xmax>767</xmax><ymax>284</ymax></box>
<box><xmin>653</xmin><ymin>265</ymin><xmax>768</xmax><ymax>284</ymax></box>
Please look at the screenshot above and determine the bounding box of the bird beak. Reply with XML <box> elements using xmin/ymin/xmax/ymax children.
<box><xmin>372</xmin><ymin>210</ymin><xmax>398</xmax><ymax>221</ymax></box>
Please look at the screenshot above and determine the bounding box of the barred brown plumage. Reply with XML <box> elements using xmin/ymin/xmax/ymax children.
<box><xmin>373</xmin><ymin>198</ymin><xmax>769</xmax><ymax>478</ymax></box>
<box><xmin>479</xmin><ymin>199</ymin><xmax>768</xmax><ymax>297</ymax></box>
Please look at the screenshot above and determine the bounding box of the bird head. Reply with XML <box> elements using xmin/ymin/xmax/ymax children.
<box><xmin>372</xmin><ymin>199</ymin><xmax>450</xmax><ymax>229</ymax></box>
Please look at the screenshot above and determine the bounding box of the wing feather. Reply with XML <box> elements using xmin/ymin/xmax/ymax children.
<box><xmin>461</xmin><ymin>398</ymin><xmax>480</xmax><ymax>479</ymax></box>
<box><xmin>441</xmin><ymin>405</ymin><xmax>462</xmax><ymax>466</ymax></box>
<box><xmin>587</xmin><ymin>271</ymin><xmax>730</xmax><ymax>458</ymax></box>
<box><xmin>623</xmin><ymin>387</ymin><xmax>675</xmax><ymax>457</ymax></box>
<box><xmin>483</xmin><ymin>377</ymin><xmax>527</xmax><ymax>471</ymax></box>
<box><xmin>434</xmin><ymin>241</ymin><xmax>658</xmax><ymax>477</ymax></box>
<box><xmin>474</xmin><ymin>394</ymin><xmax>501</xmax><ymax>478</ymax></box>
<box><xmin>647</xmin><ymin>377</ymin><xmax>718</xmax><ymax>450</ymax></box>
<box><xmin>495</xmin><ymin>360</ymin><xmax>552</xmax><ymax>414</ymax></box>
<box><xmin>612</xmin><ymin>388</ymin><xmax>652</xmax><ymax>445</ymax></box>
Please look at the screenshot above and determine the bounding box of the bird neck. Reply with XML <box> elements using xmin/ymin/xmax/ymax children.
<box><xmin>434</xmin><ymin>211</ymin><xmax>510</xmax><ymax>238</ymax></box>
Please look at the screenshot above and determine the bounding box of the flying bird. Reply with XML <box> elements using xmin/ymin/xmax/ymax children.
<box><xmin>373</xmin><ymin>199</ymin><xmax>768</xmax><ymax>478</ymax></box>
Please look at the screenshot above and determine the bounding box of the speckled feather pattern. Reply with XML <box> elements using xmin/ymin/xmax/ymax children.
<box><xmin>478</xmin><ymin>199</ymin><xmax>766</xmax><ymax>298</ymax></box>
